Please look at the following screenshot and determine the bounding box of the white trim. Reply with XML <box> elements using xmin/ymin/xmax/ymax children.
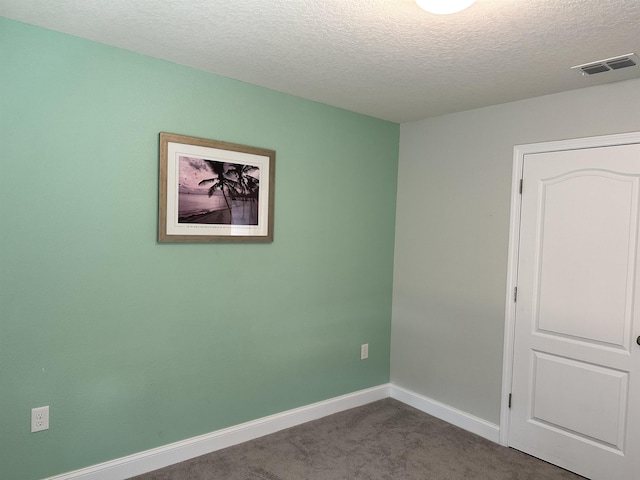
<box><xmin>45</xmin><ymin>385</ymin><xmax>390</xmax><ymax>480</ymax></box>
<box><xmin>390</xmin><ymin>384</ymin><xmax>500</xmax><ymax>443</ymax></box>
<box><xmin>499</xmin><ymin>142</ymin><xmax>525</xmax><ymax>446</ymax></box>
<box><xmin>500</xmin><ymin>130</ymin><xmax>640</xmax><ymax>447</ymax></box>
<box><xmin>45</xmin><ymin>382</ymin><xmax>507</xmax><ymax>479</ymax></box>
<box><xmin>512</xmin><ymin>130</ymin><xmax>640</xmax><ymax>156</ymax></box>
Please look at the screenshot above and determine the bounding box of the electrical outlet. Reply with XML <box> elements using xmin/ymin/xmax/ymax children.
<box><xmin>361</xmin><ymin>343</ymin><xmax>369</xmax><ymax>360</ymax></box>
<box><xmin>31</xmin><ymin>406</ymin><xmax>49</xmax><ymax>433</ymax></box>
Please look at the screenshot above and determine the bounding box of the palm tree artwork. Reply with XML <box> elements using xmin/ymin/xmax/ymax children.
<box><xmin>226</xmin><ymin>163</ymin><xmax>260</xmax><ymax>219</ymax></box>
<box><xmin>198</xmin><ymin>160</ymin><xmax>237</xmax><ymax>221</ymax></box>
<box><xmin>177</xmin><ymin>156</ymin><xmax>260</xmax><ymax>225</ymax></box>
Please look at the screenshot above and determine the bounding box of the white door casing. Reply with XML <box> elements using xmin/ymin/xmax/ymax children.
<box><xmin>501</xmin><ymin>132</ymin><xmax>640</xmax><ymax>480</ymax></box>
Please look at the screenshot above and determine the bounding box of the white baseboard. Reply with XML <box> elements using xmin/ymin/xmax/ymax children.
<box><xmin>390</xmin><ymin>384</ymin><xmax>500</xmax><ymax>443</ymax></box>
<box><xmin>45</xmin><ymin>384</ymin><xmax>391</xmax><ymax>480</ymax></box>
<box><xmin>47</xmin><ymin>383</ymin><xmax>501</xmax><ymax>479</ymax></box>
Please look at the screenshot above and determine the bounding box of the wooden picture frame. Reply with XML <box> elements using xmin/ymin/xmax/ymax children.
<box><xmin>158</xmin><ymin>132</ymin><xmax>275</xmax><ymax>243</ymax></box>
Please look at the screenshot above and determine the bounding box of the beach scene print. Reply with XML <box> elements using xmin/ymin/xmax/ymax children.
<box><xmin>178</xmin><ymin>156</ymin><xmax>260</xmax><ymax>225</ymax></box>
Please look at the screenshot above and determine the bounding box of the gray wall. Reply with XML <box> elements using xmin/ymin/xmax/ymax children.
<box><xmin>391</xmin><ymin>78</ymin><xmax>640</xmax><ymax>424</ymax></box>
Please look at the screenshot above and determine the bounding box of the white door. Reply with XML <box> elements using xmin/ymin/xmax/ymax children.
<box><xmin>509</xmin><ymin>141</ymin><xmax>640</xmax><ymax>480</ymax></box>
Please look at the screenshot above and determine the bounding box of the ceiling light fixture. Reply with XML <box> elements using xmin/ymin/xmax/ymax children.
<box><xmin>416</xmin><ymin>0</ymin><xmax>477</xmax><ymax>15</ymax></box>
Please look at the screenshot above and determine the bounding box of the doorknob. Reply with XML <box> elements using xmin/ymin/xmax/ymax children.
<box><xmin>637</xmin><ymin>336</ymin><xmax>640</xmax><ymax>346</ymax></box>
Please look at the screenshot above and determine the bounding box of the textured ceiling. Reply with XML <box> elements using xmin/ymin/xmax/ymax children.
<box><xmin>2</xmin><ymin>0</ymin><xmax>640</xmax><ymax>123</ymax></box>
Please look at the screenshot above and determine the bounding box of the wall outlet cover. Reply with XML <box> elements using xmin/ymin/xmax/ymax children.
<box><xmin>31</xmin><ymin>406</ymin><xmax>49</xmax><ymax>432</ymax></box>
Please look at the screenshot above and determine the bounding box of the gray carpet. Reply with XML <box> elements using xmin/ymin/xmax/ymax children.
<box><xmin>130</xmin><ymin>398</ymin><xmax>584</xmax><ymax>480</ymax></box>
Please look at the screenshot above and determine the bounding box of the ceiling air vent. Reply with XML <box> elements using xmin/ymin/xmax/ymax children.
<box><xmin>571</xmin><ymin>53</ymin><xmax>638</xmax><ymax>76</ymax></box>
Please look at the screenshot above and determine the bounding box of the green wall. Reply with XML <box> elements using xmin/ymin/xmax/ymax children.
<box><xmin>0</xmin><ymin>18</ymin><xmax>399</xmax><ymax>480</ymax></box>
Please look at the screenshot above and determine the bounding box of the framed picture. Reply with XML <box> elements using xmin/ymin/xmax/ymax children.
<box><xmin>158</xmin><ymin>132</ymin><xmax>275</xmax><ymax>242</ymax></box>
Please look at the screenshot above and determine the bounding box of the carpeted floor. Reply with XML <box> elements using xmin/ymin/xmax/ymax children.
<box><xmin>129</xmin><ymin>398</ymin><xmax>584</xmax><ymax>480</ymax></box>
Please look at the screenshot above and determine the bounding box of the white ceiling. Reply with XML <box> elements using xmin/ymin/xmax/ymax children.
<box><xmin>2</xmin><ymin>0</ymin><xmax>640</xmax><ymax>123</ymax></box>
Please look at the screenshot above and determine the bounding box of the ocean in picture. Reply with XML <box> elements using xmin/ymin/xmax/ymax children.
<box><xmin>178</xmin><ymin>192</ymin><xmax>228</xmax><ymax>218</ymax></box>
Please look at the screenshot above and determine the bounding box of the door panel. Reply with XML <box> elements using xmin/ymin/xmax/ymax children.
<box><xmin>531</xmin><ymin>351</ymin><xmax>628</xmax><ymax>450</ymax></box>
<box><xmin>509</xmin><ymin>143</ymin><xmax>640</xmax><ymax>480</ymax></box>
<box><xmin>536</xmin><ymin>171</ymin><xmax>637</xmax><ymax>346</ymax></box>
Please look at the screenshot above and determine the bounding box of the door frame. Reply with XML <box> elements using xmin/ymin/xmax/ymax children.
<box><xmin>499</xmin><ymin>130</ymin><xmax>640</xmax><ymax>447</ymax></box>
